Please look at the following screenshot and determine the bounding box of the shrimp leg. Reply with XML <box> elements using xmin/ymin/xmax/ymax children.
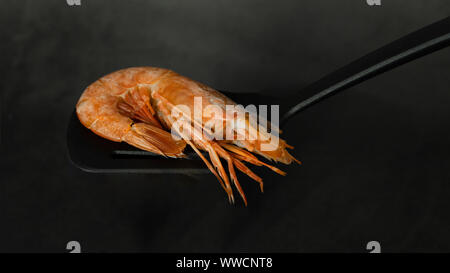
<box><xmin>117</xmin><ymin>86</ymin><xmax>163</xmax><ymax>128</ymax></box>
<box><xmin>210</xmin><ymin>142</ymin><xmax>247</xmax><ymax>206</ymax></box>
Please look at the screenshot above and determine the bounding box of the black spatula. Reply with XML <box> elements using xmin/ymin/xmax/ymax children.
<box><xmin>67</xmin><ymin>17</ymin><xmax>450</xmax><ymax>174</ymax></box>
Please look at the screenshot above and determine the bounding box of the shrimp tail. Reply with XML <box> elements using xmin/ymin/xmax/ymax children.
<box><xmin>123</xmin><ymin>123</ymin><xmax>186</xmax><ymax>158</ymax></box>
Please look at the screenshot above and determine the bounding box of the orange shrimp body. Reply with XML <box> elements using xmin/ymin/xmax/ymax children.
<box><xmin>76</xmin><ymin>67</ymin><xmax>299</xmax><ymax>205</ymax></box>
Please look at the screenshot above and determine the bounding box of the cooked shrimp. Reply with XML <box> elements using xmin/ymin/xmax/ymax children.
<box><xmin>76</xmin><ymin>67</ymin><xmax>299</xmax><ymax>205</ymax></box>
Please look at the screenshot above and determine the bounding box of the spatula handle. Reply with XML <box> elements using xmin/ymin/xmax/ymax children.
<box><xmin>281</xmin><ymin>16</ymin><xmax>450</xmax><ymax>126</ymax></box>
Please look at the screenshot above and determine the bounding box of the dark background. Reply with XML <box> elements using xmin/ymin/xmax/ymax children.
<box><xmin>1</xmin><ymin>0</ymin><xmax>449</xmax><ymax>252</ymax></box>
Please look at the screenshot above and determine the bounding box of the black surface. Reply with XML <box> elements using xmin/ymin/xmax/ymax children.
<box><xmin>2</xmin><ymin>0</ymin><xmax>450</xmax><ymax>253</ymax></box>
